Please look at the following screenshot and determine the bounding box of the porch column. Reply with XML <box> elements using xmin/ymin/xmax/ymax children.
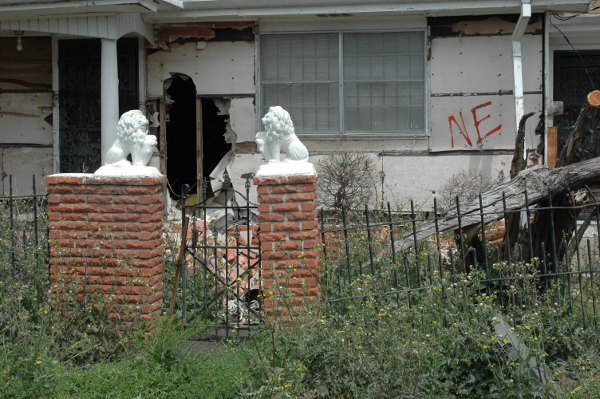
<box><xmin>101</xmin><ymin>38</ymin><xmax>119</xmax><ymax>164</ymax></box>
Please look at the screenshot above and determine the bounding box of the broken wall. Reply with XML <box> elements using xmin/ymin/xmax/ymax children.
<box><xmin>428</xmin><ymin>16</ymin><xmax>544</xmax><ymax>153</ymax></box>
<box><xmin>147</xmin><ymin>16</ymin><xmax>545</xmax><ymax>208</ymax></box>
<box><xmin>0</xmin><ymin>36</ymin><xmax>53</xmax><ymax>195</ymax></box>
<box><xmin>147</xmin><ymin>40</ymin><xmax>257</xmax><ymax>146</ymax></box>
<box><xmin>146</xmin><ymin>26</ymin><xmax>258</xmax><ymax>202</ymax></box>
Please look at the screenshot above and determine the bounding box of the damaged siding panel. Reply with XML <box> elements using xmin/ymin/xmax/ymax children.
<box><xmin>429</xmin><ymin>93</ymin><xmax>541</xmax><ymax>151</ymax></box>
<box><xmin>0</xmin><ymin>93</ymin><xmax>53</xmax><ymax>145</ymax></box>
<box><xmin>0</xmin><ymin>36</ymin><xmax>53</xmax><ymax>194</ymax></box>
<box><xmin>429</xmin><ymin>18</ymin><xmax>543</xmax><ymax>152</ymax></box>
<box><xmin>147</xmin><ymin>41</ymin><xmax>255</xmax><ymax>97</ymax></box>
<box><xmin>230</xmin><ymin>97</ymin><xmax>257</xmax><ymax>150</ymax></box>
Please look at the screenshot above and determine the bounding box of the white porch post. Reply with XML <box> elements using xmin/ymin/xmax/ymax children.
<box><xmin>101</xmin><ymin>38</ymin><xmax>119</xmax><ymax>164</ymax></box>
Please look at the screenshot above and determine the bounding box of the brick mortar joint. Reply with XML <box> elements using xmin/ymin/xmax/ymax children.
<box><xmin>46</xmin><ymin>175</ymin><xmax>166</xmax><ymax>186</ymax></box>
<box><xmin>253</xmin><ymin>174</ymin><xmax>317</xmax><ymax>186</ymax></box>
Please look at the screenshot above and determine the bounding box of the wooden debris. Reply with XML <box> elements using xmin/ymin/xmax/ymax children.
<box><xmin>395</xmin><ymin>91</ymin><xmax>600</xmax><ymax>265</ymax></box>
<box><xmin>396</xmin><ymin>156</ymin><xmax>600</xmax><ymax>251</ymax></box>
<box><xmin>493</xmin><ymin>314</ymin><xmax>555</xmax><ymax>395</ymax></box>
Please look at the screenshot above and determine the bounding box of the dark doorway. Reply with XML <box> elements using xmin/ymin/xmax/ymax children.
<box><xmin>553</xmin><ymin>51</ymin><xmax>600</xmax><ymax>157</ymax></box>
<box><xmin>201</xmin><ymin>98</ymin><xmax>231</xmax><ymax>182</ymax></box>
<box><xmin>165</xmin><ymin>75</ymin><xmax>197</xmax><ymax>197</ymax></box>
<box><xmin>59</xmin><ymin>38</ymin><xmax>139</xmax><ymax>173</ymax></box>
<box><xmin>59</xmin><ymin>39</ymin><xmax>101</xmax><ymax>173</ymax></box>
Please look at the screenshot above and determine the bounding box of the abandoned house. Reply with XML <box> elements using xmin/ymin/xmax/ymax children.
<box><xmin>0</xmin><ymin>0</ymin><xmax>598</xmax><ymax>207</ymax></box>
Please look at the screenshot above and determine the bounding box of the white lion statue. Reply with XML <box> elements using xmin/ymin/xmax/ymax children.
<box><xmin>256</xmin><ymin>106</ymin><xmax>309</xmax><ymax>163</ymax></box>
<box><xmin>95</xmin><ymin>110</ymin><xmax>161</xmax><ymax>177</ymax></box>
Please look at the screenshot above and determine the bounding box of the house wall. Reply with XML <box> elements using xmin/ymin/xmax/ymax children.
<box><xmin>0</xmin><ymin>36</ymin><xmax>53</xmax><ymax>195</ymax></box>
<box><xmin>146</xmin><ymin>15</ymin><xmax>545</xmax><ymax>208</ymax></box>
<box><xmin>147</xmin><ymin>35</ymin><xmax>258</xmax><ymax>199</ymax></box>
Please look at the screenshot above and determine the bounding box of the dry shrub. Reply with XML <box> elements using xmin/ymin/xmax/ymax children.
<box><xmin>317</xmin><ymin>152</ymin><xmax>377</xmax><ymax>210</ymax></box>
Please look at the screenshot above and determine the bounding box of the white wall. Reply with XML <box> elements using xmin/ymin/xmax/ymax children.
<box><xmin>146</xmin><ymin>16</ymin><xmax>545</xmax><ymax>209</ymax></box>
<box><xmin>429</xmin><ymin>34</ymin><xmax>543</xmax><ymax>152</ymax></box>
<box><xmin>147</xmin><ymin>41</ymin><xmax>255</xmax><ymax>96</ymax></box>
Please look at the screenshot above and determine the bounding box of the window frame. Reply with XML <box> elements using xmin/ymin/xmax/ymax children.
<box><xmin>257</xmin><ymin>29</ymin><xmax>430</xmax><ymax>139</ymax></box>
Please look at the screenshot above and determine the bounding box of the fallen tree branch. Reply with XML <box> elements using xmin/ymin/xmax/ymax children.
<box><xmin>395</xmin><ymin>156</ymin><xmax>600</xmax><ymax>251</ymax></box>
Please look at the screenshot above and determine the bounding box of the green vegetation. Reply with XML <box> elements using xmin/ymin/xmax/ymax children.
<box><xmin>239</xmin><ymin>264</ymin><xmax>600</xmax><ymax>398</ymax></box>
<box><xmin>1</xmin><ymin>199</ymin><xmax>599</xmax><ymax>398</ymax></box>
<box><xmin>0</xmin><ymin>201</ymin><xmax>244</xmax><ymax>399</ymax></box>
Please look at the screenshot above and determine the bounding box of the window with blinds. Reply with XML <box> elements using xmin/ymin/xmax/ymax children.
<box><xmin>260</xmin><ymin>31</ymin><xmax>426</xmax><ymax>137</ymax></box>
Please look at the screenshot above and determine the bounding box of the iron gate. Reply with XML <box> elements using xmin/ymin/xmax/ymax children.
<box><xmin>176</xmin><ymin>172</ymin><xmax>262</xmax><ymax>337</ymax></box>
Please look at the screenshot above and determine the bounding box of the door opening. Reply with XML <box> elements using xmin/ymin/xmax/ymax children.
<box><xmin>165</xmin><ymin>74</ymin><xmax>197</xmax><ymax>198</ymax></box>
<box><xmin>201</xmin><ymin>98</ymin><xmax>232</xmax><ymax>194</ymax></box>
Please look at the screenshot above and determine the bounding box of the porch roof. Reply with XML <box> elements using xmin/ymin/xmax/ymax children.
<box><xmin>148</xmin><ymin>0</ymin><xmax>590</xmax><ymax>22</ymax></box>
<box><xmin>0</xmin><ymin>1</ymin><xmax>182</xmax><ymax>42</ymax></box>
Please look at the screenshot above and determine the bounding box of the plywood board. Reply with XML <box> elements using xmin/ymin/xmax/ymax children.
<box><xmin>547</xmin><ymin>126</ymin><xmax>558</xmax><ymax>168</ymax></box>
<box><xmin>430</xmin><ymin>34</ymin><xmax>542</xmax><ymax>94</ymax></box>
<box><xmin>0</xmin><ymin>37</ymin><xmax>52</xmax><ymax>91</ymax></box>
<box><xmin>0</xmin><ymin>92</ymin><xmax>53</xmax><ymax>144</ymax></box>
<box><xmin>1</xmin><ymin>147</ymin><xmax>53</xmax><ymax>195</ymax></box>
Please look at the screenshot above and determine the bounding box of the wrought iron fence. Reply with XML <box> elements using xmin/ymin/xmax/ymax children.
<box><xmin>320</xmin><ymin>194</ymin><xmax>599</xmax><ymax>333</ymax></box>
<box><xmin>176</xmin><ymin>172</ymin><xmax>262</xmax><ymax>338</ymax></box>
<box><xmin>0</xmin><ymin>176</ymin><xmax>48</xmax><ymax>291</ymax></box>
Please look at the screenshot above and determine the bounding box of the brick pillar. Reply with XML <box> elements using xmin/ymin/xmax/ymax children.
<box><xmin>45</xmin><ymin>174</ymin><xmax>165</xmax><ymax>323</ymax></box>
<box><xmin>253</xmin><ymin>174</ymin><xmax>319</xmax><ymax>322</ymax></box>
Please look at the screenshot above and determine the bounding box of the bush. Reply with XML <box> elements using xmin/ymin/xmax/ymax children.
<box><xmin>237</xmin><ymin>260</ymin><xmax>600</xmax><ymax>398</ymax></box>
<box><xmin>437</xmin><ymin>169</ymin><xmax>504</xmax><ymax>212</ymax></box>
<box><xmin>317</xmin><ymin>152</ymin><xmax>378</xmax><ymax>210</ymax></box>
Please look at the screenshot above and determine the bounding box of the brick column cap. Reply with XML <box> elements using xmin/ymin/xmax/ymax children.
<box><xmin>254</xmin><ymin>173</ymin><xmax>317</xmax><ymax>186</ymax></box>
<box><xmin>45</xmin><ymin>174</ymin><xmax>165</xmax><ymax>186</ymax></box>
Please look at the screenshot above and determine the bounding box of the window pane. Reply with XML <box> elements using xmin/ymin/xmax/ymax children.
<box><xmin>343</xmin><ymin>32</ymin><xmax>425</xmax><ymax>134</ymax></box>
<box><xmin>344</xmin><ymin>81</ymin><xmax>424</xmax><ymax>132</ymax></box>
<box><xmin>261</xmin><ymin>34</ymin><xmax>339</xmax><ymax>134</ymax></box>
<box><xmin>262</xmin><ymin>83</ymin><xmax>339</xmax><ymax>134</ymax></box>
<box><xmin>261</xmin><ymin>34</ymin><xmax>338</xmax><ymax>82</ymax></box>
<box><xmin>261</xmin><ymin>31</ymin><xmax>425</xmax><ymax>136</ymax></box>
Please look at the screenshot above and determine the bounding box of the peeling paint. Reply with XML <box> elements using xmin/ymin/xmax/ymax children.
<box><xmin>213</xmin><ymin>98</ymin><xmax>237</xmax><ymax>145</ymax></box>
<box><xmin>229</xmin><ymin>98</ymin><xmax>256</xmax><ymax>144</ymax></box>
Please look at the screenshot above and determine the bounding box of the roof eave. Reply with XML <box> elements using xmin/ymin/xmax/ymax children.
<box><xmin>144</xmin><ymin>0</ymin><xmax>590</xmax><ymax>23</ymax></box>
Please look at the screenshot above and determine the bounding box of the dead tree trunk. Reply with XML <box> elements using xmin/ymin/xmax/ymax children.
<box><xmin>526</xmin><ymin>90</ymin><xmax>600</xmax><ymax>263</ymax></box>
<box><xmin>457</xmin><ymin>112</ymin><xmax>535</xmax><ymax>266</ymax></box>
<box><xmin>556</xmin><ymin>90</ymin><xmax>600</xmax><ymax>167</ymax></box>
<box><xmin>510</xmin><ymin>112</ymin><xmax>536</xmax><ymax>179</ymax></box>
<box><xmin>505</xmin><ymin>112</ymin><xmax>536</xmax><ymax>260</ymax></box>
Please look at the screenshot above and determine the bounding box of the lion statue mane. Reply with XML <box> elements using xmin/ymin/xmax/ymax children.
<box><xmin>256</xmin><ymin>106</ymin><xmax>309</xmax><ymax>163</ymax></box>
